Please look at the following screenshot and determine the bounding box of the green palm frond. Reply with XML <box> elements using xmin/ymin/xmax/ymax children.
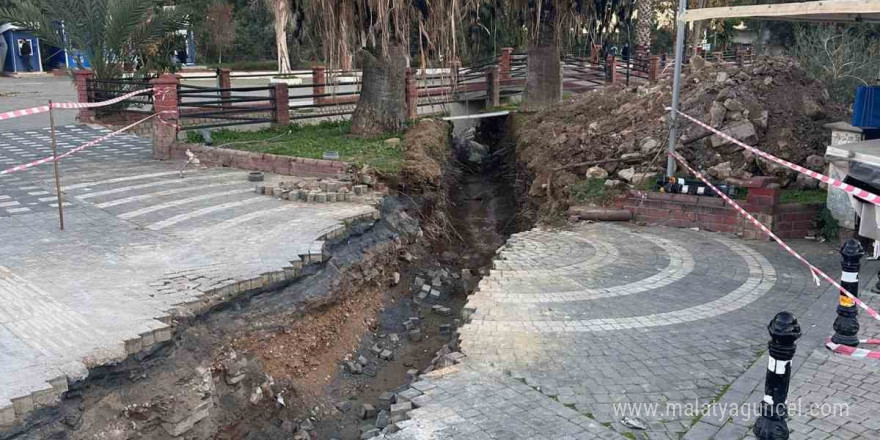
<box><xmin>0</xmin><ymin>0</ymin><xmax>184</xmax><ymax>78</ymax></box>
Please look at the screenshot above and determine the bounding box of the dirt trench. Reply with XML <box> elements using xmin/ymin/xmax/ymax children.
<box><xmin>4</xmin><ymin>117</ymin><xmax>523</xmax><ymax>440</ymax></box>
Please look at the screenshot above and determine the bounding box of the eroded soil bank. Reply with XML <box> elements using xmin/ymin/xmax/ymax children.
<box><xmin>4</xmin><ymin>117</ymin><xmax>523</xmax><ymax>440</ymax></box>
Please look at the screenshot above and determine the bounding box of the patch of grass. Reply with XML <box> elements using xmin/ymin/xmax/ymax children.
<box><xmin>195</xmin><ymin>120</ymin><xmax>404</xmax><ymax>174</ymax></box>
<box><xmin>622</xmin><ymin>433</ymin><xmax>637</xmax><ymax>440</ymax></box>
<box><xmin>569</xmin><ymin>178</ymin><xmax>623</xmax><ymax>206</ymax></box>
<box><xmin>816</xmin><ymin>207</ymin><xmax>840</xmax><ymax>241</ymax></box>
<box><xmin>780</xmin><ymin>189</ymin><xmax>827</xmax><ymax>204</ymax></box>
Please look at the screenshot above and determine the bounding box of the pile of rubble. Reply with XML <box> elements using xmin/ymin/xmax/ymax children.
<box><xmin>515</xmin><ymin>55</ymin><xmax>846</xmax><ymax>207</ymax></box>
<box><xmin>337</xmin><ymin>341</ymin><xmax>466</xmax><ymax>439</ymax></box>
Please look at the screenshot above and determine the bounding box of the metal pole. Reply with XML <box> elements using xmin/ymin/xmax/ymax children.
<box><xmin>666</xmin><ymin>0</ymin><xmax>689</xmax><ymax>177</ymax></box>
<box><xmin>48</xmin><ymin>100</ymin><xmax>64</xmax><ymax>230</ymax></box>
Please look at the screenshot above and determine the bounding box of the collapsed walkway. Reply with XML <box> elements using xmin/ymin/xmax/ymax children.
<box><xmin>0</xmin><ymin>126</ymin><xmax>378</xmax><ymax>426</ymax></box>
<box><xmin>390</xmin><ymin>224</ymin><xmax>880</xmax><ymax>439</ymax></box>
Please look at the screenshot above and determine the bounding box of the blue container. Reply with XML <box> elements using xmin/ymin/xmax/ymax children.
<box><xmin>853</xmin><ymin>86</ymin><xmax>880</xmax><ymax>128</ymax></box>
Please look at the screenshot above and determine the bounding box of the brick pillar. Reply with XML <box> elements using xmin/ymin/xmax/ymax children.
<box><xmin>312</xmin><ymin>66</ymin><xmax>326</xmax><ymax>105</ymax></box>
<box><xmin>649</xmin><ymin>56</ymin><xmax>660</xmax><ymax>82</ymax></box>
<box><xmin>606</xmin><ymin>56</ymin><xmax>618</xmax><ymax>84</ymax></box>
<box><xmin>217</xmin><ymin>68</ymin><xmax>231</xmax><ymax>108</ymax></box>
<box><xmin>405</xmin><ymin>68</ymin><xmax>418</xmax><ymax>120</ymax></box>
<box><xmin>271</xmin><ymin>83</ymin><xmax>290</xmax><ymax>128</ymax></box>
<box><xmin>151</xmin><ymin>74</ymin><xmax>179</xmax><ymax>160</ymax></box>
<box><xmin>499</xmin><ymin>47</ymin><xmax>513</xmax><ymax>80</ymax></box>
<box><xmin>74</xmin><ymin>69</ymin><xmax>95</xmax><ymax>122</ymax></box>
<box><xmin>486</xmin><ymin>65</ymin><xmax>500</xmax><ymax>108</ymax></box>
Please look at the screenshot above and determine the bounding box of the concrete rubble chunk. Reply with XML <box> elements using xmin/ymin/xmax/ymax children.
<box><xmin>709</xmin><ymin>121</ymin><xmax>757</xmax><ymax>148</ymax></box>
<box><xmin>723</xmin><ymin>98</ymin><xmax>745</xmax><ymax>112</ymax></box>
<box><xmin>396</xmin><ymin>388</ymin><xmax>422</xmax><ymax>403</ymax></box>
<box><xmin>360</xmin><ymin>403</ymin><xmax>377</xmax><ymax>420</ymax></box>
<box><xmin>335</xmin><ymin>400</ymin><xmax>353</xmax><ymax>412</ymax></box>
<box><xmin>377</xmin><ymin>391</ymin><xmax>396</xmax><ymax>410</ymax></box>
<box><xmin>617</xmin><ymin>167</ymin><xmax>636</xmax><ymax>182</ymax></box>
<box><xmin>379</xmin><ymin>349</ymin><xmax>394</xmax><ymax>361</ymax></box>
<box><xmin>375</xmin><ymin>410</ymin><xmax>389</xmax><ymax>429</ymax></box>
<box><xmin>585</xmin><ymin>166</ymin><xmax>608</xmax><ymax>179</ymax></box>
<box><xmin>639</xmin><ymin>138</ymin><xmax>659</xmax><ymax>155</ymax></box>
<box><xmin>710</xmin><ymin>101</ymin><xmax>726</xmax><ymax>128</ymax></box>
<box><xmin>409</xmin><ymin>329</ymin><xmax>422</xmax><ymax>342</ymax></box>
<box><xmin>406</xmin><ymin>369</ymin><xmax>419</xmax><ymax>382</ymax></box>
<box><xmin>360</xmin><ymin>428</ymin><xmax>380</xmax><ymax>439</ymax></box>
<box><xmin>390</xmin><ymin>401</ymin><xmax>413</xmax><ymax>418</ymax></box>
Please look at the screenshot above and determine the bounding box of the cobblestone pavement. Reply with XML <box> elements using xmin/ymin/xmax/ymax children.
<box><xmin>0</xmin><ymin>76</ymin><xmax>78</xmax><ymax>129</ymax></box>
<box><xmin>390</xmin><ymin>223</ymin><xmax>880</xmax><ymax>439</ymax></box>
<box><xmin>0</xmin><ymin>126</ymin><xmax>378</xmax><ymax>426</ymax></box>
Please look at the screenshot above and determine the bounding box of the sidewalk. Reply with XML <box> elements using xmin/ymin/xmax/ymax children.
<box><xmin>0</xmin><ymin>125</ymin><xmax>378</xmax><ymax>426</ymax></box>
<box><xmin>389</xmin><ymin>223</ymin><xmax>877</xmax><ymax>439</ymax></box>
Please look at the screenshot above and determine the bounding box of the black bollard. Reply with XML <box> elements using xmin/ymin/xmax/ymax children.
<box><xmin>831</xmin><ymin>238</ymin><xmax>864</xmax><ymax>347</ymax></box>
<box><xmin>753</xmin><ymin>312</ymin><xmax>801</xmax><ymax>440</ymax></box>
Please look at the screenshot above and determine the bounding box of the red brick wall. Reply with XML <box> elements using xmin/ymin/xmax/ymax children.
<box><xmin>170</xmin><ymin>144</ymin><xmax>347</xmax><ymax>178</ymax></box>
<box><xmin>615</xmin><ymin>191</ymin><xmax>822</xmax><ymax>240</ymax></box>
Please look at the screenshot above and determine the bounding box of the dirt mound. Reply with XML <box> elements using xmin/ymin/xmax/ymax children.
<box><xmin>514</xmin><ymin>55</ymin><xmax>846</xmax><ymax>213</ymax></box>
<box><xmin>401</xmin><ymin>119</ymin><xmax>452</xmax><ymax>188</ymax></box>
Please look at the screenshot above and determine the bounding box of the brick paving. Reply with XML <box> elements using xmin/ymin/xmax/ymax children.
<box><xmin>389</xmin><ymin>223</ymin><xmax>880</xmax><ymax>439</ymax></box>
<box><xmin>0</xmin><ymin>126</ymin><xmax>378</xmax><ymax>427</ymax></box>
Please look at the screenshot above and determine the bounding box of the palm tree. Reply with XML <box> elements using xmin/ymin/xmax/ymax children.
<box><xmin>0</xmin><ymin>0</ymin><xmax>186</xmax><ymax>79</ymax></box>
<box><xmin>314</xmin><ymin>0</ymin><xmax>462</xmax><ymax>135</ymax></box>
<box><xmin>635</xmin><ymin>0</ymin><xmax>654</xmax><ymax>55</ymax></box>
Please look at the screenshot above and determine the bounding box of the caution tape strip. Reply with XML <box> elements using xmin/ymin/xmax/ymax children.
<box><xmin>0</xmin><ymin>105</ymin><xmax>52</xmax><ymax>121</ymax></box>
<box><xmin>825</xmin><ymin>339</ymin><xmax>880</xmax><ymax>359</ymax></box>
<box><xmin>0</xmin><ymin>88</ymin><xmax>152</xmax><ymax>121</ymax></box>
<box><xmin>670</xmin><ymin>151</ymin><xmax>880</xmax><ymax>322</ymax></box>
<box><xmin>0</xmin><ymin>113</ymin><xmax>158</xmax><ymax>176</ymax></box>
<box><xmin>669</xmin><ymin>108</ymin><xmax>880</xmax><ymax>207</ymax></box>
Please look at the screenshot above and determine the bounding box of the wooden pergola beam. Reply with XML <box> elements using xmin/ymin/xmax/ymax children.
<box><xmin>682</xmin><ymin>0</ymin><xmax>880</xmax><ymax>23</ymax></box>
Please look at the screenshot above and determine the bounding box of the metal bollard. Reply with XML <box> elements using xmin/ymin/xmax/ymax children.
<box><xmin>753</xmin><ymin>312</ymin><xmax>802</xmax><ymax>440</ymax></box>
<box><xmin>831</xmin><ymin>238</ymin><xmax>863</xmax><ymax>347</ymax></box>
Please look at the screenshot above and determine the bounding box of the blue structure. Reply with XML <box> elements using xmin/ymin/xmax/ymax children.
<box><xmin>0</xmin><ymin>24</ymin><xmax>42</xmax><ymax>73</ymax></box>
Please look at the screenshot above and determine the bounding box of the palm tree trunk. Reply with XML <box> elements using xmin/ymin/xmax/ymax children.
<box><xmin>635</xmin><ymin>0</ymin><xmax>654</xmax><ymax>55</ymax></box>
<box><xmin>350</xmin><ymin>42</ymin><xmax>408</xmax><ymax>136</ymax></box>
<box><xmin>273</xmin><ymin>0</ymin><xmax>291</xmax><ymax>73</ymax></box>
<box><xmin>522</xmin><ymin>0</ymin><xmax>561</xmax><ymax>112</ymax></box>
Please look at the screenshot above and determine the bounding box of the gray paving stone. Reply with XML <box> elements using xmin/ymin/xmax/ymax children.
<box><xmin>0</xmin><ymin>126</ymin><xmax>378</xmax><ymax>425</ymax></box>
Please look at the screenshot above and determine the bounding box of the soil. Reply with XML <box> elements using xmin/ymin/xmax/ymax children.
<box><xmin>512</xmin><ymin>55</ymin><xmax>848</xmax><ymax>218</ymax></box>
<box><xmin>4</xmin><ymin>118</ymin><xmax>523</xmax><ymax>440</ymax></box>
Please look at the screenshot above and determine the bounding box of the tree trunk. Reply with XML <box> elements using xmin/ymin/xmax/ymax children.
<box><xmin>522</xmin><ymin>0</ymin><xmax>561</xmax><ymax>112</ymax></box>
<box><xmin>635</xmin><ymin>0</ymin><xmax>654</xmax><ymax>54</ymax></box>
<box><xmin>273</xmin><ymin>0</ymin><xmax>291</xmax><ymax>74</ymax></box>
<box><xmin>691</xmin><ymin>20</ymin><xmax>705</xmax><ymax>56</ymax></box>
<box><xmin>350</xmin><ymin>42</ymin><xmax>408</xmax><ymax>136</ymax></box>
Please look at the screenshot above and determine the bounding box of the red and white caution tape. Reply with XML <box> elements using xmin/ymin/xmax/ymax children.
<box><xmin>0</xmin><ymin>105</ymin><xmax>51</xmax><ymax>121</ymax></box>
<box><xmin>669</xmin><ymin>108</ymin><xmax>880</xmax><ymax>206</ymax></box>
<box><xmin>0</xmin><ymin>88</ymin><xmax>152</xmax><ymax>122</ymax></box>
<box><xmin>826</xmin><ymin>338</ymin><xmax>880</xmax><ymax>359</ymax></box>
<box><xmin>670</xmin><ymin>151</ymin><xmax>880</xmax><ymax>322</ymax></box>
<box><xmin>51</xmin><ymin>88</ymin><xmax>152</xmax><ymax>109</ymax></box>
<box><xmin>0</xmin><ymin>113</ymin><xmax>157</xmax><ymax>176</ymax></box>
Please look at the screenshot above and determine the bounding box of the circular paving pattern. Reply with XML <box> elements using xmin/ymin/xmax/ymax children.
<box><xmin>463</xmin><ymin>224</ymin><xmax>775</xmax><ymax>331</ymax></box>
